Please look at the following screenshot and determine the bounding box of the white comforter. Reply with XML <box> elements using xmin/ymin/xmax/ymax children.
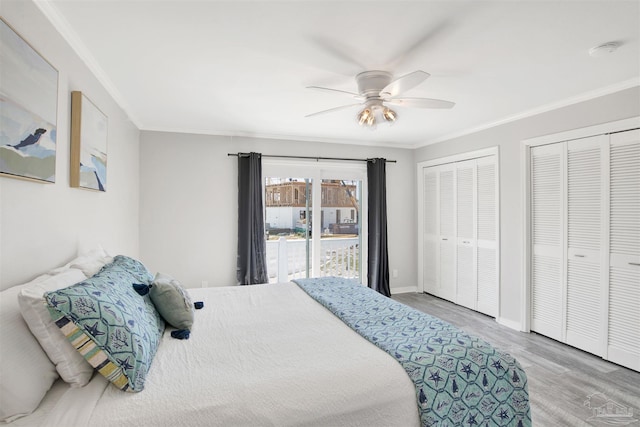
<box><xmin>40</xmin><ymin>283</ymin><xmax>420</xmax><ymax>427</ymax></box>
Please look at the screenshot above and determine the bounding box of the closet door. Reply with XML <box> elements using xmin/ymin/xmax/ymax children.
<box><xmin>456</xmin><ymin>160</ymin><xmax>476</xmax><ymax>310</ymax></box>
<box><xmin>607</xmin><ymin>129</ymin><xmax>640</xmax><ymax>371</ymax></box>
<box><xmin>565</xmin><ymin>136</ymin><xmax>606</xmax><ymax>355</ymax></box>
<box><xmin>530</xmin><ymin>143</ymin><xmax>565</xmax><ymax>341</ymax></box>
<box><xmin>423</xmin><ymin>167</ymin><xmax>440</xmax><ymax>296</ymax></box>
<box><xmin>420</xmin><ymin>151</ymin><xmax>499</xmax><ymax>317</ymax></box>
<box><xmin>476</xmin><ymin>156</ymin><xmax>498</xmax><ymax>317</ymax></box>
<box><xmin>438</xmin><ymin>164</ymin><xmax>457</xmax><ymax>302</ymax></box>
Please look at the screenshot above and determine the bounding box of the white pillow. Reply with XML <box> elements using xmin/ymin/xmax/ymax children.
<box><xmin>0</xmin><ymin>275</ymin><xmax>59</xmax><ymax>423</ymax></box>
<box><xmin>48</xmin><ymin>247</ymin><xmax>113</xmax><ymax>277</ymax></box>
<box><xmin>70</xmin><ymin>254</ymin><xmax>113</xmax><ymax>278</ymax></box>
<box><xmin>18</xmin><ymin>269</ymin><xmax>94</xmax><ymax>388</ymax></box>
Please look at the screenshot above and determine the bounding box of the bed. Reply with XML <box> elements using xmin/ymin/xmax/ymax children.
<box><xmin>0</xmin><ymin>252</ymin><xmax>531</xmax><ymax>426</ymax></box>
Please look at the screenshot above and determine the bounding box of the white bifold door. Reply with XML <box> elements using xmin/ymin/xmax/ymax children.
<box><xmin>422</xmin><ymin>155</ymin><xmax>498</xmax><ymax>317</ymax></box>
<box><xmin>565</xmin><ymin>136</ymin><xmax>606</xmax><ymax>355</ymax></box>
<box><xmin>530</xmin><ymin>142</ymin><xmax>565</xmax><ymax>341</ymax></box>
<box><xmin>530</xmin><ymin>129</ymin><xmax>639</xmax><ymax>371</ymax></box>
<box><xmin>608</xmin><ymin>130</ymin><xmax>640</xmax><ymax>370</ymax></box>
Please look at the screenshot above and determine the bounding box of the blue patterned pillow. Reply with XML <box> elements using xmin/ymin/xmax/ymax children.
<box><xmin>45</xmin><ymin>255</ymin><xmax>164</xmax><ymax>392</ymax></box>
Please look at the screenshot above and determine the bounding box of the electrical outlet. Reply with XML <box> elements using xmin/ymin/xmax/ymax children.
<box><xmin>392</xmin><ymin>269</ymin><xmax>398</xmax><ymax>278</ymax></box>
<box><xmin>201</xmin><ymin>280</ymin><xmax>208</xmax><ymax>288</ymax></box>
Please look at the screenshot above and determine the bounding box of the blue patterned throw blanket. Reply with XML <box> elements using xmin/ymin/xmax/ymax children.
<box><xmin>293</xmin><ymin>277</ymin><xmax>531</xmax><ymax>427</ymax></box>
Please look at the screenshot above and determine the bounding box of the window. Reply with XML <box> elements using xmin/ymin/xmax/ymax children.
<box><xmin>262</xmin><ymin>160</ymin><xmax>367</xmax><ymax>284</ymax></box>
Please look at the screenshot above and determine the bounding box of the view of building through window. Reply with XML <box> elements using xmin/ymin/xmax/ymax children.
<box><xmin>264</xmin><ymin>177</ymin><xmax>361</xmax><ymax>283</ymax></box>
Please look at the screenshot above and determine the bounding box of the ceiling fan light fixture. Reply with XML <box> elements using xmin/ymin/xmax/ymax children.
<box><xmin>382</xmin><ymin>107</ymin><xmax>397</xmax><ymax>123</ymax></box>
<box><xmin>357</xmin><ymin>108</ymin><xmax>374</xmax><ymax>126</ymax></box>
<box><xmin>366</xmin><ymin>113</ymin><xmax>375</xmax><ymax>127</ymax></box>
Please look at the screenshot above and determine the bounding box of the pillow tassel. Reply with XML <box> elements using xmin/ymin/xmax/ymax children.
<box><xmin>171</xmin><ymin>329</ymin><xmax>190</xmax><ymax>340</ymax></box>
<box><xmin>132</xmin><ymin>283</ymin><xmax>152</xmax><ymax>296</ymax></box>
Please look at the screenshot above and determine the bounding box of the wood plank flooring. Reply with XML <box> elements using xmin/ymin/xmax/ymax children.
<box><xmin>392</xmin><ymin>292</ymin><xmax>640</xmax><ymax>426</ymax></box>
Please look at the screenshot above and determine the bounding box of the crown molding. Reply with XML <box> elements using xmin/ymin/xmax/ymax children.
<box><xmin>141</xmin><ymin>126</ymin><xmax>416</xmax><ymax>150</ymax></box>
<box><xmin>34</xmin><ymin>0</ymin><xmax>143</xmax><ymax>129</ymax></box>
<box><xmin>414</xmin><ymin>78</ymin><xmax>640</xmax><ymax>148</ymax></box>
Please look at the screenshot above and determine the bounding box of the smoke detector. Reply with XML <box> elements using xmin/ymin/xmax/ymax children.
<box><xmin>589</xmin><ymin>42</ymin><xmax>620</xmax><ymax>57</ymax></box>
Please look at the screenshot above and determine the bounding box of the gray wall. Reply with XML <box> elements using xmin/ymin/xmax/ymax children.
<box><xmin>414</xmin><ymin>86</ymin><xmax>640</xmax><ymax>327</ymax></box>
<box><xmin>139</xmin><ymin>132</ymin><xmax>416</xmax><ymax>290</ymax></box>
<box><xmin>0</xmin><ymin>1</ymin><xmax>141</xmax><ymax>290</ymax></box>
<box><xmin>2</xmin><ymin>0</ymin><xmax>638</xmax><ymax>331</ymax></box>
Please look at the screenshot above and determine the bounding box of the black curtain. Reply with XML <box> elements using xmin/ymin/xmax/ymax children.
<box><xmin>367</xmin><ymin>158</ymin><xmax>390</xmax><ymax>297</ymax></box>
<box><xmin>237</xmin><ymin>152</ymin><xmax>268</xmax><ymax>285</ymax></box>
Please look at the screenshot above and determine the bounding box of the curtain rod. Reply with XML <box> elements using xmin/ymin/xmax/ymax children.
<box><xmin>227</xmin><ymin>153</ymin><xmax>396</xmax><ymax>163</ymax></box>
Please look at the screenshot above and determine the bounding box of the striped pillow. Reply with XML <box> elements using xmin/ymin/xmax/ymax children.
<box><xmin>45</xmin><ymin>255</ymin><xmax>164</xmax><ymax>392</ymax></box>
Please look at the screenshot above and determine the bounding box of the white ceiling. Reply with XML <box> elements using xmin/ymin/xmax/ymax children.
<box><xmin>38</xmin><ymin>0</ymin><xmax>640</xmax><ymax>148</ymax></box>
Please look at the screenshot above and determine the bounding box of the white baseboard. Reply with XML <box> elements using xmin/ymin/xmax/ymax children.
<box><xmin>496</xmin><ymin>316</ymin><xmax>523</xmax><ymax>332</ymax></box>
<box><xmin>391</xmin><ymin>286</ymin><xmax>418</xmax><ymax>294</ymax></box>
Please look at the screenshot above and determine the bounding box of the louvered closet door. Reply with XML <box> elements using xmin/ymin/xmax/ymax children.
<box><xmin>423</xmin><ymin>167</ymin><xmax>440</xmax><ymax>295</ymax></box>
<box><xmin>565</xmin><ymin>136</ymin><xmax>606</xmax><ymax>355</ymax></box>
<box><xmin>438</xmin><ymin>164</ymin><xmax>457</xmax><ymax>302</ymax></box>
<box><xmin>530</xmin><ymin>143</ymin><xmax>565</xmax><ymax>341</ymax></box>
<box><xmin>456</xmin><ymin>160</ymin><xmax>476</xmax><ymax>310</ymax></box>
<box><xmin>476</xmin><ymin>156</ymin><xmax>498</xmax><ymax>317</ymax></box>
<box><xmin>608</xmin><ymin>129</ymin><xmax>640</xmax><ymax>371</ymax></box>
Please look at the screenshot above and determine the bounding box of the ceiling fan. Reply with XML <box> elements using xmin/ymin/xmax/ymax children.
<box><xmin>306</xmin><ymin>70</ymin><xmax>455</xmax><ymax>128</ymax></box>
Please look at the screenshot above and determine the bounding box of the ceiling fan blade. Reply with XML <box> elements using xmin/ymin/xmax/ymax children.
<box><xmin>386</xmin><ymin>20</ymin><xmax>453</xmax><ymax>70</ymax></box>
<box><xmin>305</xmin><ymin>103</ymin><xmax>362</xmax><ymax>118</ymax></box>
<box><xmin>386</xmin><ymin>97</ymin><xmax>455</xmax><ymax>109</ymax></box>
<box><xmin>306</xmin><ymin>86</ymin><xmax>362</xmax><ymax>99</ymax></box>
<box><xmin>380</xmin><ymin>71</ymin><xmax>430</xmax><ymax>98</ymax></box>
<box><xmin>308</xmin><ymin>35</ymin><xmax>370</xmax><ymax>75</ymax></box>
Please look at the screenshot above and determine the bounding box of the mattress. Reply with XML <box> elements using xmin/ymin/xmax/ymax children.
<box><xmin>35</xmin><ymin>283</ymin><xmax>420</xmax><ymax>427</ymax></box>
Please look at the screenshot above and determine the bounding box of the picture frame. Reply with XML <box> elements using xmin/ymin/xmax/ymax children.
<box><xmin>0</xmin><ymin>17</ymin><xmax>59</xmax><ymax>183</ymax></box>
<box><xmin>70</xmin><ymin>91</ymin><xmax>108</xmax><ymax>192</ymax></box>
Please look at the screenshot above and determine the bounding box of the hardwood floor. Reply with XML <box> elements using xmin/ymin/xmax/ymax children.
<box><xmin>392</xmin><ymin>292</ymin><xmax>640</xmax><ymax>426</ymax></box>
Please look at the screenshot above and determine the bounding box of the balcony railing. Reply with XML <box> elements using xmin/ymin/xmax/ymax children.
<box><xmin>266</xmin><ymin>237</ymin><xmax>360</xmax><ymax>283</ymax></box>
